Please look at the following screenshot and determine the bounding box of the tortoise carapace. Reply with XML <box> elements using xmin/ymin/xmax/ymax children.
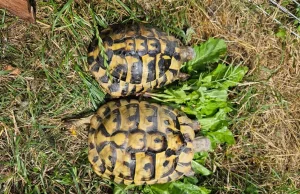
<box><xmin>87</xmin><ymin>24</ymin><xmax>195</xmax><ymax>97</ymax></box>
<box><xmin>88</xmin><ymin>99</ymin><xmax>210</xmax><ymax>185</ymax></box>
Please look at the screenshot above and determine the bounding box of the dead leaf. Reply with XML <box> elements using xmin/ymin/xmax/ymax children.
<box><xmin>3</xmin><ymin>65</ymin><xmax>21</xmax><ymax>76</ymax></box>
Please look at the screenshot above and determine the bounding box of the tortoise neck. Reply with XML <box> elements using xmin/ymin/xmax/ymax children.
<box><xmin>191</xmin><ymin>120</ymin><xmax>201</xmax><ymax>132</ymax></box>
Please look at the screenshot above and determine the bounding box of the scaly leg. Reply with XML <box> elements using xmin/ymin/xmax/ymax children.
<box><xmin>63</xmin><ymin>115</ymin><xmax>93</xmax><ymax>132</ymax></box>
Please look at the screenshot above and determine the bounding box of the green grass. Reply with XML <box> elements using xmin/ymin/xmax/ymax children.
<box><xmin>1</xmin><ymin>0</ymin><xmax>299</xmax><ymax>193</ymax></box>
<box><xmin>0</xmin><ymin>1</ymin><xmax>109</xmax><ymax>193</ymax></box>
<box><xmin>0</xmin><ymin>1</ymin><xmax>196</xmax><ymax>193</ymax></box>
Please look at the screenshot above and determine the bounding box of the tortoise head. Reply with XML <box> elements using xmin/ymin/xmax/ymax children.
<box><xmin>180</xmin><ymin>46</ymin><xmax>196</xmax><ymax>62</ymax></box>
<box><xmin>190</xmin><ymin>120</ymin><xmax>201</xmax><ymax>132</ymax></box>
<box><xmin>193</xmin><ymin>137</ymin><xmax>211</xmax><ymax>153</ymax></box>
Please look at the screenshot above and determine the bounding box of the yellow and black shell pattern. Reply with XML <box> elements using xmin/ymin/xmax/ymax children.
<box><xmin>87</xmin><ymin>24</ymin><xmax>192</xmax><ymax>97</ymax></box>
<box><xmin>88</xmin><ymin>99</ymin><xmax>196</xmax><ymax>185</ymax></box>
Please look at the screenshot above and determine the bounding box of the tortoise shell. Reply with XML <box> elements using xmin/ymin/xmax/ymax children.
<box><xmin>87</xmin><ymin>24</ymin><xmax>195</xmax><ymax>97</ymax></box>
<box><xmin>88</xmin><ymin>99</ymin><xmax>196</xmax><ymax>185</ymax></box>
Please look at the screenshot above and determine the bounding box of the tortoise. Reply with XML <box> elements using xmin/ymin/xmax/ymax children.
<box><xmin>87</xmin><ymin>24</ymin><xmax>195</xmax><ymax>98</ymax></box>
<box><xmin>83</xmin><ymin>99</ymin><xmax>211</xmax><ymax>185</ymax></box>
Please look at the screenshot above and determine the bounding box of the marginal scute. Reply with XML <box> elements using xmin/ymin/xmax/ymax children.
<box><xmin>88</xmin><ymin>24</ymin><xmax>194</xmax><ymax>97</ymax></box>
<box><xmin>88</xmin><ymin>99</ymin><xmax>198</xmax><ymax>185</ymax></box>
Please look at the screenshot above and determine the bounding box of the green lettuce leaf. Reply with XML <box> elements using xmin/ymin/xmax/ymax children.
<box><xmin>168</xmin><ymin>181</ymin><xmax>211</xmax><ymax>194</ymax></box>
<box><xmin>146</xmin><ymin>183</ymin><xmax>172</xmax><ymax>194</ymax></box>
<box><xmin>200</xmin><ymin>64</ymin><xmax>248</xmax><ymax>89</ymax></box>
<box><xmin>185</xmin><ymin>38</ymin><xmax>227</xmax><ymax>72</ymax></box>
<box><xmin>206</xmin><ymin>126</ymin><xmax>236</xmax><ymax>148</ymax></box>
<box><xmin>148</xmin><ymin>181</ymin><xmax>211</xmax><ymax>194</ymax></box>
<box><xmin>191</xmin><ymin>160</ymin><xmax>212</xmax><ymax>176</ymax></box>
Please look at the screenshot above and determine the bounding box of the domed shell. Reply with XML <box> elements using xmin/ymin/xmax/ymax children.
<box><xmin>87</xmin><ymin>24</ymin><xmax>194</xmax><ymax>97</ymax></box>
<box><xmin>88</xmin><ymin>99</ymin><xmax>196</xmax><ymax>185</ymax></box>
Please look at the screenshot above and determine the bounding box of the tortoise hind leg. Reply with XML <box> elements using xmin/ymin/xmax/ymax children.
<box><xmin>63</xmin><ymin>114</ymin><xmax>93</xmax><ymax>133</ymax></box>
